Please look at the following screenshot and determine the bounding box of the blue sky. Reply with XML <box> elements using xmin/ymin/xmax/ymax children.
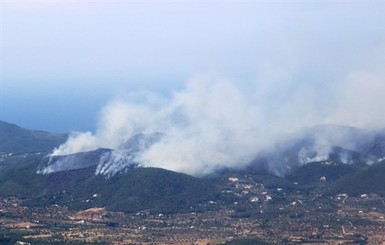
<box><xmin>1</xmin><ymin>1</ymin><xmax>385</xmax><ymax>133</ymax></box>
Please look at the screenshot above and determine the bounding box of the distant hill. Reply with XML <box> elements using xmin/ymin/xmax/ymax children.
<box><xmin>328</xmin><ymin>160</ymin><xmax>385</xmax><ymax>195</ymax></box>
<box><xmin>45</xmin><ymin>165</ymin><xmax>219</xmax><ymax>213</ymax></box>
<box><xmin>1</xmin><ymin>122</ymin><xmax>385</xmax><ymax>215</ymax></box>
<box><xmin>36</xmin><ymin>124</ymin><xmax>385</xmax><ymax>178</ymax></box>
<box><xmin>286</xmin><ymin>161</ymin><xmax>365</xmax><ymax>186</ymax></box>
<box><xmin>0</xmin><ymin>155</ymin><xmax>219</xmax><ymax>214</ymax></box>
<box><xmin>249</xmin><ymin>125</ymin><xmax>385</xmax><ymax>176</ymax></box>
<box><xmin>37</xmin><ymin>133</ymin><xmax>163</xmax><ymax>177</ymax></box>
<box><xmin>2</xmin><ymin>153</ymin><xmax>385</xmax><ymax>214</ymax></box>
<box><xmin>0</xmin><ymin>120</ymin><xmax>67</xmax><ymax>153</ymax></box>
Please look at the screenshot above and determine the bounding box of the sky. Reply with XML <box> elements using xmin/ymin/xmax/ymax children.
<box><xmin>1</xmin><ymin>0</ymin><xmax>385</xmax><ymax>134</ymax></box>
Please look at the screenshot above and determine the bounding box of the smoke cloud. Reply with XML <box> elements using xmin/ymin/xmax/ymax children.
<box><xmin>51</xmin><ymin>71</ymin><xmax>385</xmax><ymax>176</ymax></box>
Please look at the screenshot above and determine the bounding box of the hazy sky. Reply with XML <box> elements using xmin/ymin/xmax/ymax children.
<box><xmin>1</xmin><ymin>0</ymin><xmax>385</xmax><ymax>133</ymax></box>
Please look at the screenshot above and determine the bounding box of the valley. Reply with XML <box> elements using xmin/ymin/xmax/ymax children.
<box><xmin>1</xmin><ymin>174</ymin><xmax>385</xmax><ymax>244</ymax></box>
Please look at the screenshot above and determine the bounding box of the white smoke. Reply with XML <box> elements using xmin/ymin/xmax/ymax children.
<box><xmin>50</xmin><ymin>71</ymin><xmax>385</xmax><ymax>176</ymax></box>
<box><xmin>297</xmin><ymin>145</ymin><xmax>332</xmax><ymax>165</ymax></box>
<box><xmin>326</xmin><ymin>71</ymin><xmax>385</xmax><ymax>128</ymax></box>
<box><xmin>52</xmin><ymin>132</ymin><xmax>97</xmax><ymax>156</ymax></box>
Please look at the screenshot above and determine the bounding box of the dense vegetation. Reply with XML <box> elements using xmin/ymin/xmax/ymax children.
<box><xmin>208</xmin><ymin>167</ymin><xmax>302</xmax><ymax>191</ymax></box>
<box><xmin>0</xmin><ymin>155</ymin><xmax>219</xmax><ymax>214</ymax></box>
<box><xmin>286</xmin><ymin>161</ymin><xmax>365</xmax><ymax>186</ymax></box>
<box><xmin>50</xmin><ymin>166</ymin><xmax>220</xmax><ymax>213</ymax></box>
<box><xmin>1</xmin><ymin>142</ymin><xmax>385</xmax><ymax>216</ymax></box>
<box><xmin>0</xmin><ymin>155</ymin><xmax>47</xmax><ymax>197</ymax></box>
<box><xmin>328</xmin><ymin>160</ymin><xmax>385</xmax><ymax>195</ymax></box>
<box><xmin>0</xmin><ymin>120</ymin><xmax>67</xmax><ymax>153</ymax></box>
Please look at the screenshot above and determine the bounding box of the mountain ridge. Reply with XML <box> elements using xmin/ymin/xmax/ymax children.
<box><xmin>1</xmin><ymin>120</ymin><xmax>385</xmax><ymax>215</ymax></box>
<box><xmin>0</xmin><ymin>120</ymin><xmax>67</xmax><ymax>154</ymax></box>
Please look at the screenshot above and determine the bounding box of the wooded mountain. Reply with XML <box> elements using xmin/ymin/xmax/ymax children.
<box><xmin>1</xmin><ymin>120</ymin><xmax>385</xmax><ymax>214</ymax></box>
<box><xmin>0</xmin><ymin>120</ymin><xmax>67</xmax><ymax>153</ymax></box>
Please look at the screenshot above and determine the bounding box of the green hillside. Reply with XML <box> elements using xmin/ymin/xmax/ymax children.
<box><xmin>0</xmin><ymin>155</ymin><xmax>47</xmax><ymax>197</ymax></box>
<box><xmin>0</xmin><ymin>156</ymin><xmax>219</xmax><ymax>214</ymax></box>
<box><xmin>208</xmin><ymin>168</ymin><xmax>297</xmax><ymax>190</ymax></box>
<box><xmin>328</xmin><ymin>160</ymin><xmax>385</xmax><ymax>195</ymax></box>
<box><xmin>0</xmin><ymin>120</ymin><xmax>67</xmax><ymax>153</ymax></box>
<box><xmin>286</xmin><ymin>162</ymin><xmax>364</xmax><ymax>186</ymax></box>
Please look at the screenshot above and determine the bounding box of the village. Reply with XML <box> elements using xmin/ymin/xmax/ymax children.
<box><xmin>1</xmin><ymin>175</ymin><xmax>385</xmax><ymax>244</ymax></box>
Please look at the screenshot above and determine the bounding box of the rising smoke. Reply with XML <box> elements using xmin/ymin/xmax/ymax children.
<box><xmin>50</xmin><ymin>71</ymin><xmax>385</xmax><ymax>176</ymax></box>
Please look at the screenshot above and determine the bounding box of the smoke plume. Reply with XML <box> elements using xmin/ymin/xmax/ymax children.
<box><xmin>51</xmin><ymin>71</ymin><xmax>385</xmax><ymax>176</ymax></box>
